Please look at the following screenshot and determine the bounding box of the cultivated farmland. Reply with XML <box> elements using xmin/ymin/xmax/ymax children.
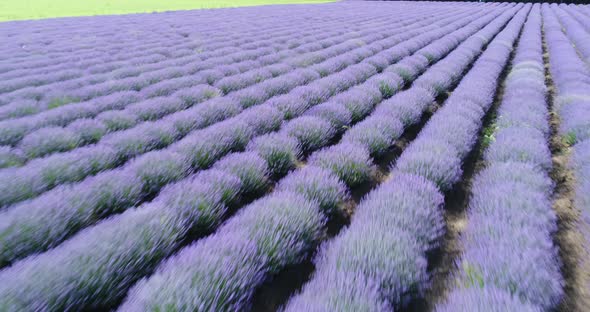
<box><xmin>0</xmin><ymin>2</ymin><xmax>589</xmax><ymax>311</ymax></box>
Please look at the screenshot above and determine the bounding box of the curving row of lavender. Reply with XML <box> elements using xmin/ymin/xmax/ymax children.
<box><xmin>0</xmin><ymin>5</ymin><xmax>386</xmax><ymax>101</ymax></box>
<box><xmin>284</xmin><ymin>3</ymin><xmax>529</xmax><ymax>310</ymax></box>
<box><xmin>0</xmin><ymin>12</ymin><xmax>402</xmax><ymax>126</ymax></box>
<box><xmin>544</xmin><ymin>3</ymin><xmax>590</xmax><ymax>310</ymax></box>
<box><xmin>438</xmin><ymin>5</ymin><xmax>562</xmax><ymax>310</ymax></box>
<box><xmin>0</xmin><ymin>2</ymin><xmax>509</xmax><ymax>310</ymax></box>
<box><xmin>9</xmin><ymin>4</ymin><xmax>472</xmax><ymax>162</ymax></box>
<box><xmin>0</xmin><ymin>2</ymin><xmax>491</xmax><ymax>270</ymax></box>
<box><xmin>118</xmin><ymin>4</ymin><xmax>517</xmax><ymax>311</ymax></box>
<box><xmin>5</xmin><ymin>24</ymin><xmax>382</xmax><ymax>158</ymax></box>
<box><xmin>1</xmin><ymin>1</ymin><xmax>589</xmax><ymax>311</ymax></box>
<box><xmin>0</xmin><ymin>5</ymin><xmax>469</xmax><ymax>207</ymax></box>
<box><xmin>0</xmin><ymin>11</ymin><xmax>418</xmax><ymax>146</ymax></box>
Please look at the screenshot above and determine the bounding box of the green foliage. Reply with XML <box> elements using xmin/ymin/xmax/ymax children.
<box><xmin>47</xmin><ymin>97</ymin><xmax>77</xmax><ymax>109</ymax></box>
<box><xmin>562</xmin><ymin>132</ymin><xmax>577</xmax><ymax>146</ymax></box>
<box><xmin>379</xmin><ymin>81</ymin><xmax>396</xmax><ymax>98</ymax></box>
<box><xmin>481</xmin><ymin>121</ymin><xmax>498</xmax><ymax>149</ymax></box>
<box><xmin>461</xmin><ymin>261</ymin><xmax>485</xmax><ymax>288</ymax></box>
<box><xmin>0</xmin><ymin>0</ymin><xmax>334</xmax><ymax>21</ymax></box>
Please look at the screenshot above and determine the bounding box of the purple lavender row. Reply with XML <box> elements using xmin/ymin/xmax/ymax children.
<box><xmin>19</xmin><ymin>1</ymin><xmax>454</xmax><ymax>69</ymax></box>
<box><xmin>437</xmin><ymin>6</ymin><xmax>562</xmax><ymax>311</ymax></box>
<box><xmin>21</xmin><ymin>23</ymin><xmax>365</xmax><ymax>101</ymax></box>
<box><xmin>10</xmin><ymin>33</ymin><xmax>369</xmax><ymax>161</ymax></box>
<box><xmin>0</xmin><ymin>36</ymin><xmax>247</xmax><ymax>94</ymax></box>
<box><xmin>0</xmin><ymin>14</ymin><xmax>411</xmax><ymax>145</ymax></box>
<box><xmin>544</xmin><ymin>4</ymin><xmax>590</xmax><ymax>308</ymax></box>
<box><xmin>0</xmin><ymin>26</ymin><xmax>298</xmax><ymax>82</ymax></box>
<box><xmin>0</xmin><ymin>12</ymin><xmax>373</xmax><ymax>110</ymax></box>
<box><xmin>0</xmin><ymin>13</ymin><xmax>356</xmax><ymax>107</ymax></box>
<box><xmin>0</xmin><ymin>4</ymin><xmax>353</xmax><ymax>76</ymax></box>
<box><xmin>0</xmin><ymin>12</ymin><xmax>217</xmax><ymax>64</ymax></box>
<box><xmin>561</xmin><ymin>4</ymin><xmax>590</xmax><ymax>34</ymax></box>
<box><xmin>544</xmin><ymin>5</ymin><xmax>590</xmax><ymax>148</ymax></box>
<box><xmin>0</xmin><ymin>3</ymin><xmax>373</xmax><ymax>63</ymax></box>
<box><xmin>0</xmin><ymin>36</ymin><xmax>187</xmax><ymax>79</ymax></box>
<box><xmin>0</xmin><ymin>54</ymin><xmax>256</xmax><ymax>144</ymax></box>
<box><xmin>285</xmin><ymin>5</ymin><xmax>529</xmax><ymax>310</ymax></box>
<box><xmin>0</xmin><ymin>11</ymin><xmax>425</xmax><ymax>146</ymax></box>
<box><xmin>7</xmin><ymin>18</ymin><xmax>397</xmax><ymax>159</ymax></box>
<box><xmin>0</xmin><ymin>49</ymin><xmax>188</xmax><ymax>101</ymax></box>
<box><xmin>0</xmin><ymin>41</ymin><xmax>199</xmax><ymax>96</ymax></box>
<box><xmin>0</xmin><ymin>7</ymin><xmax>462</xmax><ymax>208</ymax></box>
<box><xmin>0</xmin><ymin>6</ymin><xmax>469</xmax><ymax>267</ymax></box>
<box><xmin>117</xmin><ymin>5</ymin><xmax>509</xmax><ymax>309</ymax></box>
<box><xmin>571</xmin><ymin>140</ymin><xmax>590</xmax><ymax>293</ymax></box>
<box><xmin>0</xmin><ymin>28</ymin><xmax>416</xmax><ymax>199</ymax></box>
<box><xmin>556</xmin><ymin>2</ymin><xmax>590</xmax><ymax>290</ymax></box>
<box><xmin>0</xmin><ymin>11</ymin><xmax>281</xmax><ymax>59</ymax></box>
<box><xmin>107</xmin><ymin>5</ymin><xmax>520</xmax><ymax>311</ymax></box>
<box><xmin>0</xmin><ymin>6</ymin><xmax>489</xmax><ymax>309</ymax></box>
<box><xmin>16</xmin><ymin>8</ymin><xmax>438</xmax><ymax>122</ymax></box>
<box><xmin>0</xmin><ymin>31</ymin><xmax>232</xmax><ymax>93</ymax></box>
<box><xmin>2</xmin><ymin>2</ymin><xmax>442</xmax><ymax>94</ymax></box>
<box><xmin>0</xmin><ymin>3</ymin><xmax>431</xmax><ymax>101</ymax></box>
<box><xmin>551</xmin><ymin>5</ymin><xmax>590</xmax><ymax>67</ymax></box>
<box><xmin>13</xmin><ymin>87</ymin><xmax>217</xmax><ymax>160</ymax></box>
<box><xmin>0</xmin><ymin>10</ymin><xmax>310</xmax><ymax>73</ymax></box>
<box><xmin>0</xmin><ymin>30</ymin><xmax>343</xmax><ymax>129</ymax></box>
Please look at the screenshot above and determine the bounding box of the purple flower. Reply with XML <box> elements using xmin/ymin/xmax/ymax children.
<box><xmin>374</xmin><ymin>87</ymin><xmax>434</xmax><ymax>126</ymax></box>
<box><xmin>102</xmin><ymin>121</ymin><xmax>179</xmax><ymax>159</ymax></box>
<box><xmin>365</xmin><ymin>72</ymin><xmax>404</xmax><ymax>98</ymax></box>
<box><xmin>66</xmin><ymin>118</ymin><xmax>107</xmax><ymax>144</ymax></box>
<box><xmin>122</xmin><ymin>191</ymin><xmax>324</xmax><ymax>311</ymax></box>
<box><xmin>331</xmin><ymin>85</ymin><xmax>382</xmax><ymax>122</ymax></box>
<box><xmin>277</xmin><ymin>166</ymin><xmax>348</xmax><ymax>214</ymax></box>
<box><xmin>246</xmin><ymin>133</ymin><xmax>301</xmax><ymax>177</ymax></box>
<box><xmin>166</xmin><ymin>97</ymin><xmax>242</xmax><ymax>135</ymax></box>
<box><xmin>386</xmin><ymin>54</ymin><xmax>429</xmax><ymax>82</ymax></box>
<box><xmin>172</xmin><ymin>84</ymin><xmax>220</xmax><ymax>105</ymax></box>
<box><xmin>126</xmin><ymin>96</ymin><xmax>187</xmax><ymax>121</ymax></box>
<box><xmin>308</xmin><ymin>143</ymin><xmax>374</xmax><ymax>187</ymax></box>
<box><xmin>18</xmin><ymin>127</ymin><xmax>81</xmax><ymax>158</ymax></box>
<box><xmin>0</xmin><ymin>168</ymin><xmax>143</xmax><ymax>266</ymax></box>
<box><xmin>395</xmin><ymin>139</ymin><xmax>462</xmax><ymax>191</ymax></box>
<box><xmin>172</xmin><ymin>120</ymin><xmax>253</xmax><ymax>169</ymax></box>
<box><xmin>485</xmin><ymin>127</ymin><xmax>552</xmax><ymax>170</ymax></box>
<box><xmin>267</xmin><ymin>93</ymin><xmax>309</xmax><ymax>120</ymax></box>
<box><xmin>238</xmin><ymin>104</ymin><xmax>282</xmax><ymax>135</ymax></box>
<box><xmin>96</xmin><ymin>110</ymin><xmax>139</xmax><ymax>131</ymax></box>
<box><xmin>0</xmin><ymin>203</ymin><xmax>185</xmax><ymax>311</ymax></box>
<box><xmin>342</xmin><ymin>115</ymin><xmax>404</xmax><ymax>157</ymax></box>
<box><xmin>304</xmin><ymin>101</ymin><xmax>353</xmax><ymax>130</ymax></box>
<box><xmin>120</xmin><ymin>232</ymin><xmax>267</xmax><ymax>312</ymax></box>
<box><xmin>126</xmin><ymin>151</ymin><xmax>191</xmax><ymax>195</ymax></box>
<box><xmin>213</xmin><ymin>152</ymin><xmax>269</xmax><ymax>194</ymax></box>
<box><xmin>281</xmin><ymin>116</ymin><xmax>336</xmax><ymax>153</ymax></box>
<box><xmin>220</xmin><ymin>191</ymin><xmax>325</xmax><ymax>271</ymax></box>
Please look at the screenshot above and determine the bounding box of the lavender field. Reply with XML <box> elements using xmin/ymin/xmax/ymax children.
<box><xmin>0</xmin><ymin>1</ymin><xmax>589</xmax><ymax>311</ymax></box>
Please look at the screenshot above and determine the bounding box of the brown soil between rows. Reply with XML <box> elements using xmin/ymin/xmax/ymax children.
<box><xmin>544</xmin><ymin>36</ymin><xmax>590</xmax><ymax>310</ymax></box>
<box><xmin>410</xmin><ymin>11</ymin><xmax>521</xmax><ymax>310</ymax></box>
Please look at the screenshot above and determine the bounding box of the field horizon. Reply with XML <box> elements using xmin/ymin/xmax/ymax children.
<box><xmin>0</xmin><ymin>0</ymin><xmax>335</xmax><ymax>22</ymax></box>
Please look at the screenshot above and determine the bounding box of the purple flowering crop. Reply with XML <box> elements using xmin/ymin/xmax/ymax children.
<box><xmin>440</xmin><ymin>6</ymin><xmax>564</xmax><ymax>309</ymax></box>
<box><xmin>1</xmin><ymin>2</ymin><xmax>586</xmax><ymax>311</ymax></box>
